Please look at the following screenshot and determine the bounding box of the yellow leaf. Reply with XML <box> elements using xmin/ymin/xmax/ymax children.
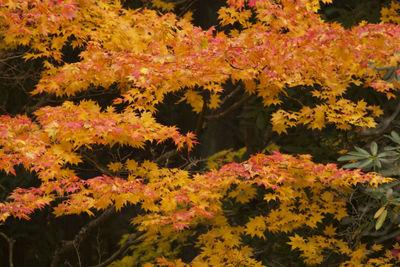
<box><xmin>151</xmin><ymin>0</ymin><xmax>174</xmax><ymax>11</ymax></box>
<box><xmin>126</xmin><ymin>159</ymin><xmax>138</xmax><ymax>172</ymax></box>
<box><xmin>183</xmin><ymin>11</ymin><xmax>193</xmax><ymax>22</ymax></box>
<box><xmin>323</xmin><ymin>225</ymin><xmax>336</xmax><ymax>237</ymax></box>
<box><xmin>375</xmin><ymin>209</ymin><xmax>387</xmax><ymax>230</ymax></box>
<box><xmin>179</xmin><ymin>90</ymin><xmax>204</xmax><ymax>113</ymax></box>
<box><xmin>107</xmin><ymin>162</ymin><xmax>123</xmax><ymax>172</ymax></box>
<box><xmin>288</xmin><ymin>234</ymin><xmax>306</xmax><ymax>250</ymax></box>
<box><xmin>371</xmin><ymin>243</ymin><xmax>383</xmax><ymax>251</ymax></box>
<box><xmin>229</xmin><ymin>184</ymin><xmax>257</xmax><ymax>203</ymax></box>
<box><xmin>208</xmin><ymin>93</ymin><xmax>221</xmax><ymax>109</ymax></box>
<box><xmin>374</xmin><ymin>206</ymin><xmax>386</xmax><ymax>219</ymax></box>
<box><xmin>245</xmin><ymin>216</ymin><xmax>267</xmax><ymax>239</ymax></box>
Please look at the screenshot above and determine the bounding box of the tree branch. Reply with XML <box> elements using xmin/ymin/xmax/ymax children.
<box><xmin>376</xmin><ymin>228</ymin><xmax>400</xmax><ymax>244</ymax></box>
<box><xmin>196</xmin><ymin>84</ymin><xmax>243</xmax><ymax>136</ymax></box>
<box><xmin>219</xmin><ymin>84</ymin><xmax>242</xmax><ymax>107</ymax></box>
<box><xmin>360</xmin><ymin>99</ymin><xmax>400</xmax><ymax>136</ymax></box>
<box><xmin>90</xmin><ymin>232</ymin><xmax>144</xmax><ymax>267</ymax></box>
<box><xmin>154</xmin><ymin>149</ymin><xmax>178</xmax><ymax>165</ymax></box>
<box><xmin>195</xmin><ymin>101</ymin><xmax>207</xmax><ymax>136</ymax></box>
<box><xmin>0</xmin><ymin>232</ymin><xmax>15</xmax><ymax>267</ymax></box>
<box><xmin>205</xmin><ymin>94</ymin><xmax>251</xmax><ymax>121</ymax></box>
<box><xmin>81</xmin><ymin>154</ymin><xmax>113</xmax><ymax>177</ymax></box>
<box><xmin>50</xmin><ymin>207</ymin><xmax>116</xmax><ymax>267</ymax></box>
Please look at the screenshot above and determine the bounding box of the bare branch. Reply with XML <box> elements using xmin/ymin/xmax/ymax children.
<box><xmin>220</xmin><ymin>84</ymin><xmax>242</xmax><ymax>107</ymax></box>
<box><xmin>81</xmin><ymin>154</ymin><xmax>113</xmax><ymax>177</ymax></box>
<box><xmin>0</xmin><ymin>232</ymin><xmax>15</xmax><ymax>267</ymax></box>
<box><xmin>361</xmin><ymin>99</ymin><xmax>400</xmax><ymax>136</ymax></box>
<box><xmin>154</xmin><ymin>149</ymin><xmax>178</xmax><ymax>166</ymax></box>
<box><xmin>205</xmin><ymin>94</ymin><xmax>251</xmax><ymax>121</ymax></box>
<box><xmin>90</xmin><ymin>232</ymin><xmax>144</xmax><ymax>267</ymax></box>
<box><xmin>376</xmin><ymin>228</ymin><xmax>400</xmax><ymax>244</ymax></box>
<box><xmin>73</xmin><ymin>242</ymin><xmax>82</xmax><ymax>267</ymax></box>
<box><xmin>51</xmin><ymin>208</ymin><xmax>116</xmax><ymax>267</ymax></box>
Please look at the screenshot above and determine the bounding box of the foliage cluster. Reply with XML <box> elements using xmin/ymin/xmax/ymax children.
<box><xmin>1</xmin><ymin>0</ymin><xmax>400</xmax><ymax>266</ymax></box>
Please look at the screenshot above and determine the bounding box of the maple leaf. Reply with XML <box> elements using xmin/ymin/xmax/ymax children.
<box><xmin>108</xmin><ymin>162</ymin><xmax>123</xmax><ymax>172</ymax></box>
<box><xmin>371</xmin><ymin>244</ymin><xmax>384</xmax><ymax>252</ymax></box>
<box><xmin>228</xmin><ymin>184</ymin><xmax>257</xmax><ymax>203</ymax></box>
<box><xmin>245</xmin><ymin>216</ymin><xmax>267</xmax><ymax>239</ymax></box>
<box><xmin>1</xmin><ymin>1</ymin><xmax>400</xmax><ymax>266</ymax></box>
<box><xmin>288</xmin><ymin>234</ymin><xmax>306</xmax><ymax>250</ymax></box>
<box><xmin>208</xmin><ymin>93</ymin><xmax>222</xmax><ymax>109</ymax></box>
<box><xmin>126</xmin><ymin>159</ymin><xmax>139</xmax><ymax>172</ymax></box>
<box><xmin>178</xmin><ymin>90</ymin><xmax>204</xmax><ymax>114</ymax></box>
<box><xmin>323</xmin><ymin>225</ymin><xmax>336</xmax><ymax>237</ymax></box>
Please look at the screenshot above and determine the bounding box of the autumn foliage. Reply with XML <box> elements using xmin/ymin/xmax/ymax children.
<box><xmin>1</xmin><ymin>0</ymin><xmax>400</xmax><ymax>266</ymax></box>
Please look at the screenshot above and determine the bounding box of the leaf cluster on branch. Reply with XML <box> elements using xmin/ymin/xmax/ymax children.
<box><xmin>0</xmin><ymin>0</ymin><xmax>400</xmax><ymax>266</ymax></box>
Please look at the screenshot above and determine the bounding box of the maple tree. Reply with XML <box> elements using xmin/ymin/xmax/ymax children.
<box><xmin>1</xmin><ymin>0</ymin><xmax>400</xmax><ymax>266</ymax></box>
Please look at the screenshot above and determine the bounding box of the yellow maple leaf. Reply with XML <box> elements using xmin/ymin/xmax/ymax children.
<box><xmin>107</xmin><ymin>162</ymin><xmax>123</xmax><ymax>172</ymax></box>
<box><xmin>335</xmin><ymin>207</ymin><xmax>348</xmax><ymax>221</ymax></box>
<box><xmin>125</xmin><ymin>159</ymin><xmax>138</xmax><ymax>172</ymax></box>
<box><xmin>183</xmin><ymin>11</ymin><xmax>193</xmax><ymax>22</ymax></box>
<box><xmin>245</xmin><ymin>216</ymin><xmax>267</xmax><ymax>239</ymax></box>
<box><xmin>151</xmin><ymin>0</ymin><xmax>174</xmax><ymax>11</ymax></box>
<box><xmin>288</xmin><ymin>234</ymin><xmax>306</xmax><ymax>250</ymax></box>
<box><xmin>229</xmin><ymin>184</ymin><xmax>257</xmax><ymax>203</ymax></box>
<box><xmin>323</xmin><ymin>225</ymin><xmax>336</xmax><ymax>237</ymax></box>
<box><xmin>178</xmin><ymin>90</ymin><xmax>204</xmax><ymax>113</ymax></box>
<box><xmin>371</xmin><ymin>243</ymin><xmax>383</xmax><ymax>251</ymax></box>
<box><xmin>208</xmin><ymin>93</ymin><xmax>221</xmax><ymax>109</ymax></box>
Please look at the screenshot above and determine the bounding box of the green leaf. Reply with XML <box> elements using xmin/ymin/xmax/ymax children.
<box><xmin>379</xmin><ymin>158</ymin><xmax>396</xmax><ymax>164</ymax></box>
<box><xmin>347</xmin><ymin>151</ymin><xmax>372</xmax><ymax>157</ymax></box>
<box><xmin>370</xmin><ymin>142</ymin><xmax>378</xmax><ymax>156</ymax></box>
<box><xmin>383</xmin><ymin>66</ymin><xmax>396</xmax><ymax>82</ymax></box>
<box><xmin>372</xmin><ymin>65</ymin><xmax>391</xmax><ymax>71</ymax></box>
<box><xmin>380</xmin><ymin>167</ymin><xmax>400</xmax><ymax>176</ymax></box>
<box><xmin>375</xmin><ymin>209</ymin><xmax>387</xmax><ymax>231</ymax></box>
<box><xmin>387</xmin><ymin>131</ymin><xmax>400</xmax><ymax>144</ymax></box>
<box><xmin>357</xmin><ymin>158</ymin><xmax>373</xmax><ymax>169</ymax></box>
<box><xmin>374</xmin><ymin>159</ymin><xmax>382</xmax><ymax>169</ymax></box>
<box><xmin>354</xmin><ymin>146</ymin><xmax>371</xmax><ymax>156</ymax></box>
<box><xmin>383</xmin><ymin>146</ymin><xmax>400</xmax><ymax>151</ymax></box>
<box><xmin>342</xmin><ymin>162</ymin><xmax>363</xmax><ymax>169</ymax></box>
<box><xmin>377</xmin><ymin>151</ymin><xmax>394</xmax><ymax>158</ymax></box>
<box><xmin>337</xmin><ymin>155</ymin><xmax>366</xmax><ymax>161</ymax></box>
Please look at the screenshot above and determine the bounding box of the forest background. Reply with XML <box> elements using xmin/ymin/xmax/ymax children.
<box><xmin>1</xmin><ymin>0</ymin><xmax>400</xmax><ymax>266</ymax></box>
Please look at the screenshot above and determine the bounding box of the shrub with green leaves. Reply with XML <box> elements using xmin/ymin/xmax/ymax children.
<box><xmin>338</xmin><ymin>131</ymin><xmax>400</xmax><ymax>176</ymax></box>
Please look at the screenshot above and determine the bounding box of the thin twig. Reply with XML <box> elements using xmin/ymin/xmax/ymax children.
<box><xmin>205</xmin><ymin>94</ymin><xmax>251</xmax><ymax>121</ymax></box>
<box><xmin>178</xmin><ymin>0</ymin><xmax>199</xmax><ymax>17</ymax></box>
<box><xmin>73</xmin><ymin>242</ymin><xmax>82</xmax><ymax>267</ymax></box>
<box><xmin>376</xmin><ymin>228</ymin><xmax>400</xmax><ymax>244</ymax></box>
<box><xmin>51</xmin><ymin>208</ymin><xmax>116</xmax><ymax>267</ymax></box>
<box><xmin>219</xmin><ymin>84</ymin><xmax>242</xmax><ymax>107</ymax></box>
<box><xmin>0</xmin><ymin>232</ymin><xmax>15</xmax><ymax>267</ymax></box>
<box><xmin>361</xmin><ymin>99</ymin><xmax>400</xmax><ymax>136</ymax></box>
<box><xmin>81</xmin><ymin>154</ymin><xmax>113</xmax><ymax>176</ymax></box>
<box><xmin>96</xmin><ymin>228</ymin><xmax>103</xmax><ymax>264</ymax></box>
<box><xmin>90</xmin><ymin>232</ymin><xmax>144</xmax><ymax>267</ymax></box>
<box><xmin>195</xmin><ymin>102</ymin><xmax>207</xmax><ymax>136</ymax></box>
<box><xmin>154</xmin><ymin>149</ymin><xmax>178</xmax><ymax>165</ymax></box>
